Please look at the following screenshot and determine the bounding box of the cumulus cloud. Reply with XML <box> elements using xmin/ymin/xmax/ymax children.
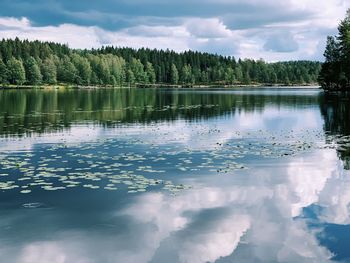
<box><xmin>186</xmin><ymin>18</ymin><xmax>232</xmax><ymax>38</ymax></box>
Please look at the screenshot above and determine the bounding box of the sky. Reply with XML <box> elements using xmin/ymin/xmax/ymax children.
<box><xmin>0</xmin><ymin>0</ymin><xmax>348</xmax><ymax>61</ymax></box>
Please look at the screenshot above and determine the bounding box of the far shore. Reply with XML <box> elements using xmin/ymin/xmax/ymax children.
<box><xmin>0</xmin><ymin>83</ymin><xmax>321</xmax><ymax>90</ymax></box>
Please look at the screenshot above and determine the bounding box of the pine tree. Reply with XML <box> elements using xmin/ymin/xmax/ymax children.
<box><xmin>0</xmin><ymin>58</ymin><xmax>8</xmax><ymax>84</ymax></box>
<box><xmin>319</xmin><ymin>9</ymin><xmax>350</xmax><ymax>90</ymax></box>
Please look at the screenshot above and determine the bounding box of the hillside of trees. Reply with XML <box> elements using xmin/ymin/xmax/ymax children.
<box><xmin>319</xmin><ymin>9</ymin><xmax>350</xmax><ymax>91</ymax></box>
<box><xmin>0</xmin><ymin>38</ymin><xmax>321</xmax><ymax>87</ymax></box>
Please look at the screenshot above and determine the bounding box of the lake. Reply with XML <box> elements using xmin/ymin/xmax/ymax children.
<box><xmin>0</xmin><ymin>87</ymin><xmax>349</xmax><ymax>263</ymax></box>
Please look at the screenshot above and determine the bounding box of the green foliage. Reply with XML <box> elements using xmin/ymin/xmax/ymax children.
<box><xmin>0</xmin><ymin>38</ymin><xmax>322</xmax><ymax>87</ymax></box>
<box><xmin>224</xmin><ymin>67</ymin><xmax>235</xmax><ymax>84</ymax></box>
<box><xmin>170</xmin><ymin>64</ymin><xmax>179</xmax><ymax>84</ymax></box>
<box><xmin>7</xmin><ymin>57</ymin><xmax>25</xmax><ymax>85</ymax></box>
<box><xmin>25</xmin><ymin>56</ymin><xmax>42</xmax><ymax>85</ymax></box>
<box><xmin>130</xmin><ymin>58</ymin><xmax>147</xmax><ymax>83</ymax></box>
<box><xmin>126</xmin><ymin>69</ymin><xmax>135</xmax><ymax>85</ymax></box>
<box><xmin>145</xmin><ymin>62</ymin><xmax>156</xmax><ymax>84</ymax></box>
<box><xmin>319</xmin><ymin>9</ymin><xmax>350</xmax><ymax>90</ymax></box>
<box><xmin>0</xmin><ymin>58</ymin><xmax>9</xmax><ymax>84</ymax></box>
<box><xmin>58</xmin><ymin>56</ymin><xmax>78</xmax><ymax>83</ymax></box>
<box><xmin>235</xmin><ymin>65</ymin><xmax>243</xmax><ymax>82</ymax></box>
<box><xmin>181</xmin><ymin>64</ymin><xmax>193</xmax><ymax>84</ymax></box>
<box><xmin>41</xmin><ymin>57</ymin><xmax>57</xmax><ymax>84</ymax></box>
<box><xmin>71</xmin><ymin>54</ymin><xmax>91</xmax><ymax>85</ymax></box>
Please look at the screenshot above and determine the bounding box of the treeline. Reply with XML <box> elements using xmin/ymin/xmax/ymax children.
<box><xmin>319</xmin><ymin>9</ymin><xmax>350</xmax><ymax>91</ymax></box>
<box><xmin>0</xmin><ymin>38</ymin><xmax>321</xmax><ymax>87</ymax></box>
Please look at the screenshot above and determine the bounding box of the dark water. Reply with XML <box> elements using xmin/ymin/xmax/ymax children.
<box><xmin>0</xmin><ymin>87</ymin><xmax>349</xmax><ymax>263</ymax></box>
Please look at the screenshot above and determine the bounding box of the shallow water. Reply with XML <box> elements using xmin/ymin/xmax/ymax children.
<box><xmin>0</xmin><ymin>87</ymin><xmax>349</xmax><ymax>263</ymax></box>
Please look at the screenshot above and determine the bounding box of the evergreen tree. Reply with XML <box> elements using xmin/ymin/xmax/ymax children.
<box><xmin>324</xmin><ymin>36</ymin><xmax>340</xmax><ymax>63</ymax></box>
<box><xmin>319</xmin><ymin>9</ymin><xmax>350</xmax><ymax>90</ymax></box>
<box><xmin>0</xmin><ymin>58</ymin><xmax>8</xmax><ymax>84</ymax></box>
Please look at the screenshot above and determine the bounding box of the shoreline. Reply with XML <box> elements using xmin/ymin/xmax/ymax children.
<box><xmin>0</xmin><ymin>83</ymin><xmax>321</xmax><ymax>90</ymax></box>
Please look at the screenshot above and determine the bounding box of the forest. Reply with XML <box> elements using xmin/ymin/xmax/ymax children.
<box><xmin>319</xmin><ymin>9</ymin><xmax>350</xmax><ymax>91</ymax></box>
<box><xmin>0</xmin><ymin>38</ymin><xmax>321</xmax><ymax>87</ymax></box>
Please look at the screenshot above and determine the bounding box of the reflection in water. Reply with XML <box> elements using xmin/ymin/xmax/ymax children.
<box><xmin>0</xmin><ymin>88</ymin><xmax>320</xmax><ymax>137</ymax></box>
<box><xmin>1</xmin><ymin>88</ymin><xmax>350</xmax><ymax>262</ymax></box>
<box><xmin>321</xmin><ymin>93</ymin><xmax>350</xmax><ymax>170</ymax></box>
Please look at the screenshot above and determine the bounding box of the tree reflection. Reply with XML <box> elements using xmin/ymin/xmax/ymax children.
<box><xmin>0</xmin><ymin>88</ymin><xmax>320</xmax><ymax>137</ymax></box>
<box><xmin>320</xmin><ymin>93</ymin><xmax>350</xmax><ymax>169</ymax></box>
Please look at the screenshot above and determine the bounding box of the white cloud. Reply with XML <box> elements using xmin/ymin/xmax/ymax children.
<box><xmin>0</xmin><ymin>8</ymin><xmax>344</xmax><ymax>61</ymax></box>
<box><xmin>185</xmin><ymin>18</ymin><xmax>232</xmax><ymax>39</ymax></box>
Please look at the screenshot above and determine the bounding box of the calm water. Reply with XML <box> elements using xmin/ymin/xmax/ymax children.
<box><xmin>0</xmin><ymin>87</ymin><xmax>349</xmax><ymax>263</ymax></box>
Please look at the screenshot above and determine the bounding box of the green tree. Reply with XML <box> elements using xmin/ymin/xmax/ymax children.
<box><xmin>338</xmin><ymin>9</ymin><xmax>350</xmax><ymax>60</ymax></box>
<box><xmin>7</xmin><ymin>57</ymin><xmax>26</xmax><ymax>85</ymax></box>
<box><xmin>235</xmin><ymin>65</ymin><xmax>243</xmax><ymax>83</ymax></box>
<box><xmin>71</xmin><ymin>54</ymin><xmax>92</xmax><ymax>85</ymax></box>
<box><xmin>0</xmin><ymin>38</ymin><xmax>323</xmax><ymax>87</ymax></box>
<box><xmin>270</xmin><ymin>72</ymin><xmax>278</xmax><ymax>84</ymax></box>
<box><xmin>181</xmin><ymin>64</ymin><xmax>192</xmax><ymax>84</ymax></box>
<box><xmin>145</xmin><ymin>62</ymin><xmax>156</xmax><ymax>84</ymax></box>
<box><xmin>324</xmin><ymin>36</ymin><xmax>340</xmax><ymax>63</ymax></box>
<box><xmin>41</xmin><ymin>57</ymin><xmax>57</xmax><ymax>84</ymax></box>
<box><xmin>25</xmin><ymin>56</ymin><xmax>42</xmax><ymax>85</ymax></box>
<box><xmin>58</xmin><ymin>56</ymin><xmax>77</xmax><ymax>83</ymax></box>
<box><xmin>130</xmin><ymin>58</ymin><xmax>147</xmax><ymax>82</ymax></box>
<box><xmin>170</xmin><ymin>64</ymin><xmax>179</xmax><ymax>84</ymax></box>
<box><xmin>224</xmin><ymin>67</ymin><xmax>235</xmax><ymax>84</ymax></box>
<box><xmin>243</xmin><ymin>70</ymin><xmax>251</xmax><ymax>85</ymax></box>
<box><xmin>0</xmin><ymin>58</ymin><xmax>9</xmax><ymax>84</ymax></box>
<box><xmin>319</xmin><ymin>9</ymin><xmax>350</xmax><ymax>90</ymax></box>
<box><xmin>126</xmin><ymin>69</ymin><xmax>135</xmax><ymax>85</ymax></box>
<box><xmin>109</xmin><ymin>56</ymin><xmax>126</xmax><ymax>86</ymax></box>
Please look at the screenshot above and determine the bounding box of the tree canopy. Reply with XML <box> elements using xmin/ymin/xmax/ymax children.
<box><xmin>319</xmin><ymin>9</ymin><xmax>350</xmax><ymax>90</ymax></box>
<box><xmin>0</xmin><ymin>38</ymin><xmax>321</xmax><ymax>87</ymax></box>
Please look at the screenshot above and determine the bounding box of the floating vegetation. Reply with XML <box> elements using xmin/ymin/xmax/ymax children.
<box><xmin>0</xmin><ymin>113</ymin><xmax>330</xmax><ymax>197</ymax></box>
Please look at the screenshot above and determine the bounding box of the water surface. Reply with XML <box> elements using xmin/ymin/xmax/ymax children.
<box><xmin>0</xmin><ymin>87</ymin><xmax>349</xmax><ymax>263</ymax></box>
